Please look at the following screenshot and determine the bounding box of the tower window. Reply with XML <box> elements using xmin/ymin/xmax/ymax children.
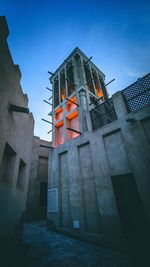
<box><xmin>66</xmin><ymin>61</ymin><xmax>75</xmax><ymax>96</ymax></box>
<box><xmin>60</xmin><ymin>69</ymin><xmax>66</xmax><ymax>102</ymax></box>
<box><xmin>91</xmin><ymin>68</ymin><xmax>103</xmax><ymax>98</ymax></box>
<box><xmin>83</xmin><ymin>61</ymin><xmax>95</xmax><ymax>94</ymax></box>
<box><xmin>54</xmin><ymin>75</ymin><xmax>59</xmax><ymax>108</ymax></box>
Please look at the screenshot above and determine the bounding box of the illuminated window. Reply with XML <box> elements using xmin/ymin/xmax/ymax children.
<box><xmin>54</xmin><ymin>106</ymin><xmax>63</xmax><ymax>122</ymax></box>
<box><xmin>55</xmin><ymin>120</ymin><xmax>64</xmax><ymax>147</ymax></box>
<box><xmin>91</xmin><ymin>68</ymin><xmax>103</xmax><ymax>98</ymax></box>
<box><xmin>98</xmin><ymin>74</ymin><xmax>108</xmax><ymax>100</ymax></box>
<box><xmin>60</xmin><ymin>69</ymin><xmax>66</xmax><ymax>102</ymax></box>
<box><xmin>66</xmin><ymin>110</ymin><xmax>79</xmax><ymax>141</ymax></box>
<box><xmin>66</xmin><ymin>96</ymin><xmax>77</xmax><ymax>113</ymax></box>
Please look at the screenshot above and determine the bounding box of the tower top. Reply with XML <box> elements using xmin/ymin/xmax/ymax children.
<box><xmin>49</xmin><ymin>47</ymin><xmax>105</xmax><ymax>82</ymax></box>
<box><xmin>48</xmin><ymin>47</ymin><xmax>108</xmax><ymax>147</ymax></box>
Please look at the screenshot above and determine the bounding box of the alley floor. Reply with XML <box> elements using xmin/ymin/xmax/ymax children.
<box><xmin>22</xmin><ymin>221</ymin><xmax>131</xmax><ymax>267</ymax></box>
<box><xmin>1</xmin><ymin>221</ymin><xmax>150</xmax><ymax>267</ymax></box>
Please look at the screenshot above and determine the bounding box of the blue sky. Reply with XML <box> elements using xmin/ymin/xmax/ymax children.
<box><xmin>1</xmin><ymin>0</ymin><xmax>150</xmax><ymax>141</ymax></box>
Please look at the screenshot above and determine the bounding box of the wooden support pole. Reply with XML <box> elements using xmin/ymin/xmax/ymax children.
<box><xmin>105</xmin><ymin>79</ymin><xmax>115</xmax><ymax>87</ymax></box>
<box><xmin>47</xmin><ymin>129</ymin><xmax>52</xmax><ymax>134</ymax></box>
<box><xmin>41</xmin><ymin>118</ymin><xmax>53</xmax><ymax>124</ymax></box>
<box><xmin>48</xmin><ymin>71</ymin><xmax>54</xmax><ymax>76</ymax></box>
<box><xmin>46</xmin><ymin>87</ymin><xmax>52</xmax><ymax>92</ymax></box>
<box><xmin>65</xmin><ymin>97</ymin><xmax>79</xmax><ymax>106</ymax></box>
<box><xmin>67</xmin><ymin>127</ymin><xmax>81</xmax><ymax>134</ymax></box>
<box><xmin>43</xmin><ymin>100</ymin><xmax>53</xmax><ymax>106</ymax></box>
<box><xmin>89</xmin><ymin>96</ymin><xmax>104</xmax><ymax>105</ymax></box>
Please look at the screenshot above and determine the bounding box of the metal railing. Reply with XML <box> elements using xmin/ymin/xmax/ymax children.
<box><xmin>90</xmin><ymin>98</ymin><xmax>117</xmax><ymax>130</ymax></box>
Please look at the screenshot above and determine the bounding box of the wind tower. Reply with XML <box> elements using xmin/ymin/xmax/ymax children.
<box><xmin>48</xmin><ymin>47</ymin><xmax>108</xmax><ymax>147</ymax></box>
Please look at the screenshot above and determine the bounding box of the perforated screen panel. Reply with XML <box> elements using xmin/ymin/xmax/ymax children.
<box><xmin>122</xmin><ymin>73</ymin><xmax>150</xmax><ymax>112</ymax></box>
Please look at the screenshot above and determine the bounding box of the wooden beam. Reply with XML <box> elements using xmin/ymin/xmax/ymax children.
<box><xmin>48</xmin><ymin>71</ymin><xmax>54</xmax><ymax>76</ymax></box>
<box><xmin>89</xmin><ymin>96</ymin><xmax>104</xmax><ymax>105</ymax></box>
<box><xmin>67</xmin><ymin>127</ymin><xmax>81</xmax><ymax>134</ymax></box>
<box><xmin>9</xmin><ymin>104</ymin><xmax>29</xmax><ymax>114</ymax></box>
<box><xmin>41</xmin><ymin>118</ymin><xmax>53</xmax><ymax>124</ymax></box>
<box><xmin>105</xmin><ymin>79</ymin><xmax>115</xmax><ymax>86</ymax></box>
<box><xmin>43</xmin><ymin>100</ymin><xmax>53</xmax><ymax>106</ymax></box>
<box><xmin>65</xmin><ymin>97</ymin><xmax>79</xmax><ymax>106</ymax></box>
<box><xmin>47</xmin><ymin>129</ymin><xmax>52</xmax><ymax>134</ymax></box>
<box><xmin>46</xmin><ymin>87</ymin><xmax>52</xmax><ymax>92</ymax></box>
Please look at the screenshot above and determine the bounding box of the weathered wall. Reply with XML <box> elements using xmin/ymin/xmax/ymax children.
<box><xmin>0</xmin><ymin>17</ymin><xmax>34</xmax><ymax>238</ymax></box>
<box><xmin>48</xmin><ymin>91</ymin><xmax>150</xmax><ymax>245</ymax></box>
<box><xmin>26</xmin><ymin>136</ymin><xmax>51</xmax><ymax>220</ymax></box>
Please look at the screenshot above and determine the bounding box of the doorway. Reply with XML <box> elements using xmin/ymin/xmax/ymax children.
<box><xmin>111</xmin><ymin>173</ymin><xmax>148</xmax><ymax>239</ymax></box>
<box><xmin>39</xmin><ymin>182</ymin><xmax>48</xmax><ymax>218</ymax></box>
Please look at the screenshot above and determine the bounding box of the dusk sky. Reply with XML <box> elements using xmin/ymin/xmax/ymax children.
<box><xmin>1</xmin><ymin>0</ymin><xmax>150</xmax><ymax>141</ymax></box>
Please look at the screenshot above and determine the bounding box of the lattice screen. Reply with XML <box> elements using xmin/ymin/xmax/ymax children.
<box><xmin>122</xmin><ymin>73</ymin><xmax>150</xmax><ymax>112</ymax></box>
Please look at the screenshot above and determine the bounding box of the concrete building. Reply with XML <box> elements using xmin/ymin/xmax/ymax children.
<box><xmin>26</xmin><ymin>136</ymin><xmax>51</xmax><ymax>220</ymax></box>
<box><xmin>48</xmin><ymin>48</ymin><xmax>150</xmax><ymax>246</ymax></box>
<box><xmin>0</xmin><ymin>16</ymin><xmax>34</xmax><ymax>239</ymax></box>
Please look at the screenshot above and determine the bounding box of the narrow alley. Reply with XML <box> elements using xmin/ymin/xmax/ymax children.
<box><xmin>0</xmin><ymin>14</ymin><xmax>150</xmax><ymax>267</ymax></box>
<box><xmin>1</xmin><ymin>221</ymin><xmax>132</xmax><ymax>267</ymax></box>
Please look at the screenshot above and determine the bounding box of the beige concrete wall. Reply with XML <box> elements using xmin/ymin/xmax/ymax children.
<box><xmin>0</xmin><ymin>17</ymin><xmax>34</xmax><ymax>238</ymax></box>
<box><xmin>26</xmin><ymin>136</ymin><xmax>51</xmax><ymax>220</ymax></box>
<box><xmin>48</xmin><ymin>91</ymin><xmax>150</xmax><ymax>245</ymax></box>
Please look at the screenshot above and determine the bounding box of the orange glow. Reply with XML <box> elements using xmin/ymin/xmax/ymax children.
<box><xmin>54</xmin><ymin>106</ymin><xmax>63</xmax><ymax>122</ymax></box>
<box><xmin>55</xmin><ymin>120</ymin><xmax>64</xmax><ymax>128</ymax></box>
<box><xmin>61</xmin><ymin>89</ymin><xmax>66</xmax><ymax>101</ymax></box>
<box><xmin>96</xmin><ymin>87</ymin><xmax>103</xmax><ymax>97</ymax></box>
<box><xmin>66</xmin><ymin>110</ymin><xmax>78</xmax><ymax>120</ymax></box>
<box><xmin>55</xmin><ymin>124</ymin><xmax>64</xmax><ymax>147</ymax></box>
<box><xmin>66</xmin><ymin>115</ymin><xmax>80</xmax><ymax>141</ymax></box>
<box><xmin>66</xmin><ymin>96</ymin><xmax>77</xmax><ymax>113</ymax></box>
<box><xmin>67</xmin><ymin>96</ymin><xmax>77</xmax><ymax>105</ymax></box>
<box><xmin>55</xmin><ymin>106</ymin><xmax>63</xmax><ymax>114</ymax></box>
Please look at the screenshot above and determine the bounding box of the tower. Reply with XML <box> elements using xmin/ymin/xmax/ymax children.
<box><xmin>49</xmin><ymin>47</ymin><xmax>108</xmax><ymax>147</ymax></box>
